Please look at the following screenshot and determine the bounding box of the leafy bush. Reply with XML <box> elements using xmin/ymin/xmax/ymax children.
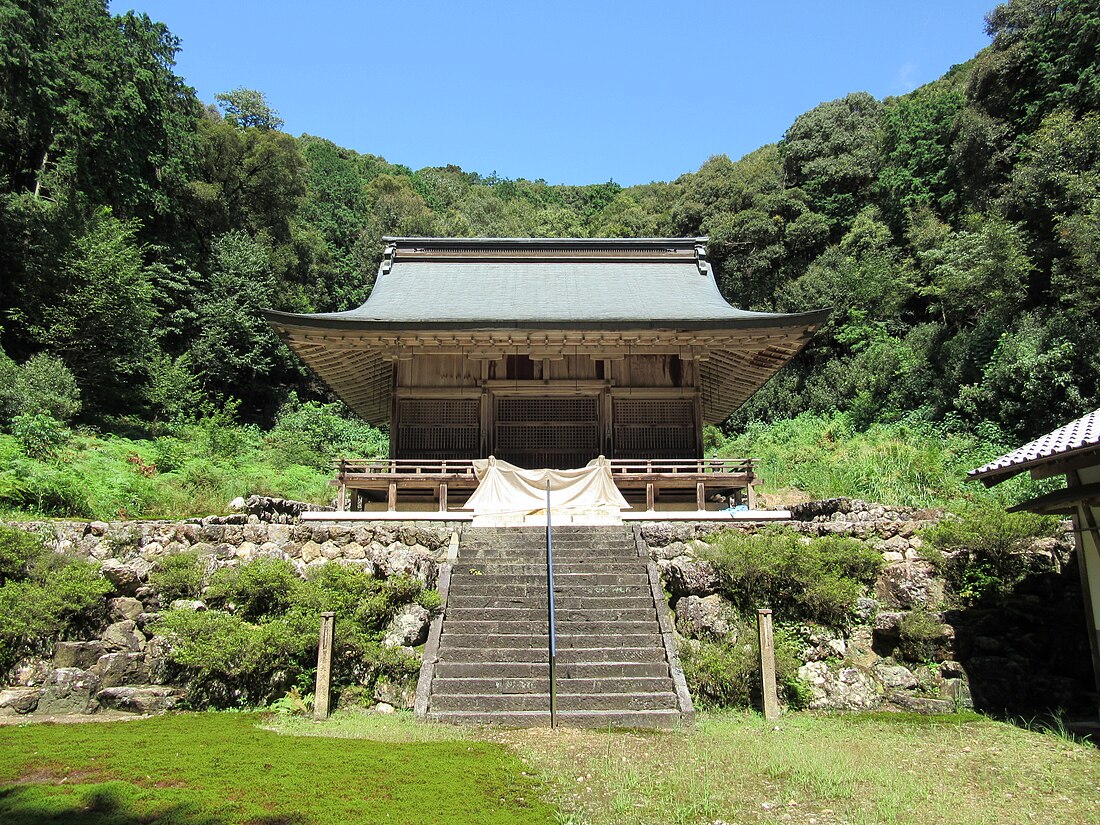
<box><xmin>148</xmin><ymin>552</ymin><xmax>205</xmax><ymax>603</ymax></box>
<box><xmin>679</xmin><ymin>622</ymin><xmax>805</xmax><ymax>710</ymax></box>
<box><xmin>0</xmin><ymin>349</ymin><xmax>81</xmax><ymax>424</ymax></box>
<box><xmin>0</xmin><ymin>530</ymin><xmax>112</xmax><ymax>674</ymax></box>
<box><xmin>923</xmin><ymin>505</ymin><xmax>1061</xmax><ymax>605</ymax></box>
<box><xmin>0</xmin><ymin>526</ymin><xmax>44</xmax><ymax>585</ymax></box>
<box><xmin>701</xmin><ymin>529</ymin><xmax>883</xmax><ymax>629</ymax></box>
<box><xmin>154</xmin><ymin>559</ymin><xmax>431</xmax><ymax>707</ymax></box>
<box><xmin>895</xmin><ymin>609</ymin><xmax>948</xmax><ymax>663</ymax></box>
<box><xmin>265</xmin><ymin>396</ymin><xmax>387</xmax><ymax>470</ymax></box>
<box><xmin>208</xmin><ymin>558</ymin><xmax>301</xmax><ymax>622</ymax></box>
<box><xmin>11</xmin><ymin>413</ymin><xmax>70</xmax><ymax>459</ymax></box>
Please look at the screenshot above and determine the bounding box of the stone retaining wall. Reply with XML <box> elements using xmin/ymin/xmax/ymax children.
<box><xmin>1</xmin><ymin>502</ymin><xmax>1093</xmax><ymax>719</ymax></box>
<box><xmin>639</xmin><ymin>502</ymin><xmax>1091</xmax><ymax>715</ymax></box>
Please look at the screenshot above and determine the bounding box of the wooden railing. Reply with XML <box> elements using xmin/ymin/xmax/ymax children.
<box><xmin>331</xmin><ymin>456</ymin><xmax>759</xmax><ymax>513</ymax></box>
<box><xmin>334</xmin><ymin>457</ymin><xmax>756</xmax><ymax>478</ymax></box>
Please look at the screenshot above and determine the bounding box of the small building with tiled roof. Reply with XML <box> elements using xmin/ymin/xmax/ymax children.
<box><xmin>969</xmin><ymin>407</ymin><xmax>1100</xmax><ymax>707</ymax></box>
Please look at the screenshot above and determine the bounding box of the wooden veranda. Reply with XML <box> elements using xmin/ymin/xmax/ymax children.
<box><xmin>332</xmin><ymin>457</ymin><xmax>759</xmax><ymax>514</ymax></box>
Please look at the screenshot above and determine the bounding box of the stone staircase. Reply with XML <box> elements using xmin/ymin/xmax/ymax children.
<box><xmin>416</xmin><ymin>525</ymin><xmax>694</xmax><ymax>728</ymax></box>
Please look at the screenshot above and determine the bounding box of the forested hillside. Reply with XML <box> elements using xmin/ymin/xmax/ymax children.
<box><xmin>1</xmin><ymin>0</ymin><xmax>1097</xmax><ymax>516</ymax></box>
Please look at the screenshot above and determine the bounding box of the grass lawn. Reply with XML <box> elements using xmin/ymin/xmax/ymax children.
<box><xmin>0</xmin><ymin>712</ymin><xmax>555</xmax><ymax>824</ymax></box>
<box><xmin>2</xmin><ymin>710</ymin><xmax>1099</xmax><ymax>825</ymax></box>
<box><xmin>273</xmin><ymin>710</ymin><xmax>1100</xmax><ymax>825</ymax></box>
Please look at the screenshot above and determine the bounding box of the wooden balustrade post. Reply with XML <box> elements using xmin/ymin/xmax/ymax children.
<box><xmin>757</xmin><ymin>609</ymin><xmax>780</xmax><ymax>721</ymax></box>
<box><xmin>314</xmin><ymin>612</ymin><xmax>336</xmax><ymax>720</ymax></box>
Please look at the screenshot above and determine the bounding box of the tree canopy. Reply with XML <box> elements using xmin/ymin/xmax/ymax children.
<box><xmin>0</xmin><ymin>0</ymin><xmax>1098</xmax><ymax>444</ymax></box>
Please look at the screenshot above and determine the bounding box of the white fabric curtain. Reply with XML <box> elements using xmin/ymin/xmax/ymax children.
<box><xmin>463</xmin><ymin>455</ymin><xmax>631</xmax><ymax>515</ymax></box>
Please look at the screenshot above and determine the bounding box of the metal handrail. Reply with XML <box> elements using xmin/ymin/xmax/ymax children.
<box><xmin>546</xmin><ymin>479</ymin><xmax>557</xmax><ymax>728</ymax></box>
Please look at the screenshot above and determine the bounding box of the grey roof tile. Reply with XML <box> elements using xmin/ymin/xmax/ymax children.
<box><xmin>969</xmin><ymin>408</ymin><xmax>1100</xmax><ymax>481</ymax></box>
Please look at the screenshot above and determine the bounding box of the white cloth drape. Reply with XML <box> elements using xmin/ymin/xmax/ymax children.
<box><xmin>463</xmin><ymin>455</ymin><xmax>631</xmax><ymax>515</ymax></box>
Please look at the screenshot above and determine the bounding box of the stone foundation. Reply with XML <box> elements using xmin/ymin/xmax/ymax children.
<box><xmin>1</xmin><ymin>499</ymin><xmax>1093</xmax><ymax>718</ymax></box>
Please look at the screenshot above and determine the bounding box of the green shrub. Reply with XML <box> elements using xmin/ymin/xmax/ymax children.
<box><xmin>0</xmin><ymin>526</ymin><xmax>44</xmax><ymax>585</ymax></box>
<box><xmin>679</xmin><ymin>622</ymin><xmax>805</xmax><ymax>710</ymax></box>
<box><xmin>923</xmin><ymin>505</ymin><xmax>1061</xmax><ymax>605</ymax></box>
<box><xmin>265</xmin><ymin>396</ymin><xmax>387</xmax><ymax>471</ymax></box>
<box><xmin>720</xmin><ymin>411</ymin><xmax>1052</xmax><ymax>507</ymax></box>
<box><xmin>895</xmin><ymin>609</ymin><xmax>948</xmax><ymax>663</ymax></box>
<box><xmin>701</xmin><ymin>529</ymin><xmax>883</xmax><ymax>628</ymax></box>
<box><xmin>0</xmin><ymin>534</ymin><xmax>111</xmax><ymax>674</ymax></box>
<box><xmin>11</xmin><ymin>413</ymin><xmax>70</xmax><ymax>459</ymax></box>
<box><xmin>149</xmin><ymin>552</ymin><xmax>205</xmax><ymax>603</ymax></box>
<box><xmin>0</xmin><ymin>349</ymin><xmax>81</xmax><ymax>424</ymax></box>
<box><xmin>154</xmin><ymin>558</ymin><xmax>435</xmax><ymax>707</ymax></box>
<box><xmin>208</xmin><ymin>558</ymin><xmax>301</xmax><ymax>621</ymax></box>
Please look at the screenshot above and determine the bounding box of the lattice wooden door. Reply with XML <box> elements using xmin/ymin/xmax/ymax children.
<box><xmin>493</xmin><ymin>395</ymin><xmax>600</xmax><ymax>469</ymax></box>
<box><xmin>395</xmin><ymin>399</ymin><xmax>480</xmax><ymax>460</ymax></box>
<box><xmin>613</xmin><ymin>398</ymin><xmax>696</xmax><ymax>459</ymax></box>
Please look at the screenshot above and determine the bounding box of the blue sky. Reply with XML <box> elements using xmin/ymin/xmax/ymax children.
<box><xmin>111</xmin><ymin>1</ymin><xmax>998</xmax><ymax>186</ymax></box>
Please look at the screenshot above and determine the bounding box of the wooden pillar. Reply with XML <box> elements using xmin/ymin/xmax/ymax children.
<box><xmin>1070</xmin><ymin>470</ymin><xmax>1100</xmax><ymax>718</ymax></box>
<box><xmin>314</xmin><ymin>611</ymin><xmax>336</xmax><ymax>720</ymax></box>
<box><xmin>337</xmin><ymin>482</ymin><xmax>346</xmax><ymax>512</ymax></box>
<box><xmin>387</xmin><ymin>482</ymin><xmax>397</xmax><ymax>512</ymax></box>
<box><xmin>757</xmin><ymin>608</ymin><xmax>780</xmax><ymax>721</ymax></box>
<box><xmin>746</xmin><ymin>482</ymin><xmax>757</xmax><ymax>510</ymax></box>
<box><xmin>646</xmin><ymin>481</ymin><xmax>655</xmax><ymax>512</ymax></box>
<box><xmin>438</xmin><ymin>482</ymin><xmax>448</xmax><ymax>512</ymax></box>
<box><xmin>696</xmin><ymin>481</ymin><xmax>706</xmax><ymax>511</ymax></box>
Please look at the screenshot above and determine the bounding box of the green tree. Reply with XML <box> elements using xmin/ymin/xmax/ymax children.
<box><xmin>215</xmin><ymin>87</ymin><xmax>284</xmax><ymax>130</ymax></box>
<box><xmin>30</xmin><ymin>207</ymin><xmax>155</xmax><ymax>416</ymax></box>
<box><xmin>779</xmin><ymin>92</ymin><xmax>884</xmax><ymax>234</ymax></box>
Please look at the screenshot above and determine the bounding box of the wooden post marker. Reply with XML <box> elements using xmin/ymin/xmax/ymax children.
<box><xmin>314</xmin><ymin>611</ymin><xmax>336</xmax><ymax>720</ymax></box>
<box><xmin>757</xmin><ymin>608</ymin><xmax>780</xmax><ymax>721</ymax></box>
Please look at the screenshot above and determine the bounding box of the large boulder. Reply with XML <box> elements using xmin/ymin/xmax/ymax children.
<box><xmin>674</xmin><ymin>594</ymin><xmax>734</xmax><ymax>640</ymax></box>
<box><xmin>101</xmin><ymin>620</ymin><xmax>147</xmax><ymax>653</ymax></box>
<box><xmin>663</xmin><ymin>557</ymin><xmax>720</xmax><ymax>597</ymax></box>
<box><xmin>373</xmin><ymin>677</ymin><xmax>415</xmax><ymax>710</ymax></box>
<box><xmin>640</xmin><ymin>522</ymin><xmax>694</xmax><ymax>547</ymax></box>
<box><xmin>108</xmin><ymin>596</ymin><xmax>144</xmax><ymax>622</ymax></box>
<box><xmin>797</xmin><ymin>662</ymin><xmax>882</xmax><ymax>711</ymax></box>
<box><xmin>383</xmin><ymin>604</ymin><xmax>430</xmax><ymax>648</ymax></box>
<box><xmin>0</xmin><ymin>687</ymin><xmax>42</xmax><ymax>716</ymax></box>
<box><xmin>371</xmin><ymin>544</ymin><xmax>437</xmax><ymax>586</ymax></box>
<box><xmin>37</xmin><ymin>668</ymin><xmax>100</xmax><ymax>714</ymax></box>
<box><xmin>91</xmin><ymin>652</ymin><xmax>150</xmax><ymax>688</ymax></box>
<box><xmin>876</xmin><ymin>560</ymin><xmax>945</xmax><ymax>610</ymax></box>
<box><xmin>53</xmin><ymin>641</ymin><xmax>104</xmax><ymax>670</ymax></box>
<box><xmin>100</xmin><ymin>559</ymin><xmax>152</xmax><ymax>595</ymax></box>
<box><xmin>96</xmin><ymin>685</ymin><xmax>184</xmax><ymax>714</ymax></box>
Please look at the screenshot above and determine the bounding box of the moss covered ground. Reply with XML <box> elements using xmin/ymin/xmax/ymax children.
<box><xmin>0</xmin><ymin>712</ymin><xmax>555</xmax><ymax>824</ymax></box>
<box><xmin>3</xmin><ymin>710</ymin><xmax>1099</xmax><ymax>824</ymax></box>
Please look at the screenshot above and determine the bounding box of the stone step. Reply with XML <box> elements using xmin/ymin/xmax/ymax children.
<box><xmin>444</xmin><ymin>594</ymin><xmax>655</xmax><ymax>616</ymax></box>
<box><xmin>445</xmin><ymin>604</ymin><xmax>656</xmax><ymax>620</ymax></box>
<box><xmin>441</xmin><ymin>633</ymin><xmax>662</xmax><ymax>651</ymax></box>
<box><xmin>434</xmin><ymin>661</ymin><xmax>671</xmax><ymax>679</ymax></box>
<box><xmin>462</xmin><ymin>539</ymin><xmax>638</xmax><ymax>552</ymax></box>
<box><xmin>430</xmin><ymin>691</ymin><xmax>678</xmax><ymax>712</ymax></box>
<box><xmin>430</xmin><ymin>676</ymin><xmax>673</xmax><ymax>695</ymax></box>
<box><xmin>458</xmin><ymin>549</ymin><xmax>636</xmax><ymax>561</ymax></box>
<box><xmin>426</xmin><ymin>708</ymin><xmax>684</xmax><ymax>729</ymax></box>
<box><xmin>438</xmin><ymin>646</ymin><xmax>667</xmax><ymax>664</ymax></box>
<box><xmin>443</xmin><ymin>620</ymin><xmax>658</xmax><ymax>635</ymax></box>
<box><xmin>448</xmin><ymin>581</ymin><xmax>649</xmax><ymax>597</ymax></box>
<box><xmin>452</xmin><ymin>562</ymin><xmax>643</xmax><ymax>576</ymax></box>
<box><xmin>449</xmin><ymin>572</ymin><xmax>648</xmax><ymax>585</ymax></box>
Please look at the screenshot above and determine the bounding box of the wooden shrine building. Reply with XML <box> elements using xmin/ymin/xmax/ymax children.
<box><xmin>263</xmin><ymin>237</ymin><xmax>828</xmax><ymax>513</ymax></box>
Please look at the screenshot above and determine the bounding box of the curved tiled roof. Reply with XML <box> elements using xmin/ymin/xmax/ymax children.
<box><xmin>969</xmin><ymin>408</ymin><xmax>1100</xmax><ymax>483</ymax></box>
<box><xmin>263</xmin><ymin>237</ymin><xmax>829</xmax><ymax>424</ymax></box>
